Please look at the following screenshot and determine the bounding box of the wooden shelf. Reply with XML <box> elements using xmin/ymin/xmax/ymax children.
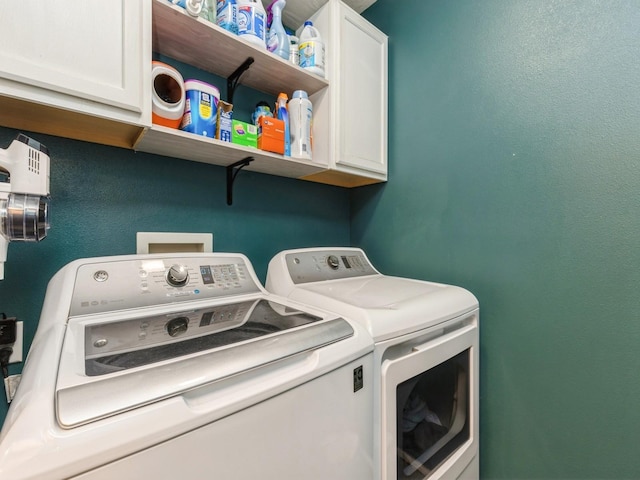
<box><xmin>152</xmin><ymin>0</ymin><xmax>329</xmax><ymax>99</ymax></box>
<box><xmin>134</xmin><ymin>124</ymin><xmax>327</xmax><ymax>179</ymax></box>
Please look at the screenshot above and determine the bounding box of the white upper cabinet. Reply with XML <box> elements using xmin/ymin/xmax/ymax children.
<box><xmin>0</xmin><ymin>0</ymin><xmax>150</xmax><ymax>146</ymax></box>
<box><xmin>283</xmin><ymin>0</ymin><xmax>376</xmax><ymax>32</ymax></box>
<box><xmin>0</xmin><ymin>0</ymin><xmax>387</xmax><ymax>187</ymax></box>
<box><xmin>304</xmin><ymin>0</ymin><xmax>388</xmax><ymax>187</ymax></box>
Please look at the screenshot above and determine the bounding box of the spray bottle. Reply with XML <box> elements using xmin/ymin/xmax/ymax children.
<box><xmin>275</xmin><ymin>92</ymin><xmax>290</xmax><ymax>156</ymax></box>
<box><xmin>266</xmin><ymin>0</ymin><xmax>290</xmax><ymax>60</ymax></box>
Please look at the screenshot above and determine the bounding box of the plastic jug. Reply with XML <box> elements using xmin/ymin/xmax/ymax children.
<box><xmin>237</xmin><ymin>0</ymin><xmax>266</xmax><ymax>49</ymax></box>
<box><xmin>299</xmin><ymin>21</ymin><xmax>325</xmax><ymax>77</ymax></box>
<box><xmin>216</xmin><ymin>0</ymin><xmax>237</xmax><ymax>33</ymax></box>
<box><xmin>288</xmin><ymin>90</ymin><xmax>312</xmax><ymax>160</ymax></box>
<box><xmin>288</xmin><ymin>35</ymin><xmax>299</xmax><ymax>65</ymax></box>
<box><xmin>267</xmin><ymin>0</ymin><xmax>290</xmax><ymax>60</ymax></box>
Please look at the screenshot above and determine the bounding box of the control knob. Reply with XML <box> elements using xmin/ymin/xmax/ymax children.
<box><xmin>166</xmin><ymin>264</ymin><xmax>189</xmax><ymax>287</ymax></box>
<box><xmin>327</xmin><ymin>255</ymin><xmax>340</xmax><ymax>270</ymax></box>
<box><xmin>166</xmin><ymin>317</ymin><xmax>189</xmax><ymax>337</ymax></box>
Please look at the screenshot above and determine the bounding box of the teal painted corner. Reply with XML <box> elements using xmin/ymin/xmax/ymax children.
<box><xmin>357</xmin><ymin>1</ymin><xmax>640</xmax><ymax>478</ymax></box>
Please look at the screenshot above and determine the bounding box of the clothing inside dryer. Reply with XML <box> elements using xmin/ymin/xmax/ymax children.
<box><xmin>397</xmin><ymin>349</ymin><xmax>470</xmax><ymax>479</ymax></box>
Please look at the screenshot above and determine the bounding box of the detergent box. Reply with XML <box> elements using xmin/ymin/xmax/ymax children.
<box><xmin>258</xmin><ymin>116</ymin><xmax>285</xmax><ymax>154</ymax></box>
<box><xmin>216</xmin><ymin>100</ymin><xmax>233</xmax><ymax>142</ymax></box>
<box><xmin>232</xmin><ymin>120</ymin><xmax>258</xmax><ymax>148</ymax></box>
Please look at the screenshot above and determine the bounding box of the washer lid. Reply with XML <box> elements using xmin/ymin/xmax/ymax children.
<box><xmin>303</xmin><ymin>275</ymin><xmax>444</xmax><ymax>308</ymax></box>
<box><xmin>56</xmin><ymin>299</ymin><xmax>353</xmax><ymax>428</ymax></box>
<box><xmin>292</xmin><ymin>276</ymin><xmax>478</xmax><ymax>341</ymax></box>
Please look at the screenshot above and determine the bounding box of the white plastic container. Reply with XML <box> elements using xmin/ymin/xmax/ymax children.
<box><xmin>288</xmin><ymin>90</ymin><xmax>312</xmax><ymax>160</ymax></box>
<box><xmin>216</xmin><ymin>0</ymin><xmax>237</xmax><ymax>34</ymax></box>
<box><xmin>288</xmin><ymin>35</ymin><xmax>299</xmax><ymax>65</ymax></box>
<box><xmin>299</xmin><ymin>21</ymin><xmax>325</xmax><ymax>78</ymax></box>
<box><xmin>180</xmin><ymin>79</ymin><xmax>220</xmax><ymax>137</ymax></box>
<box><xmin>151</xmin><ymin>61</ymin><xmax>185</xmax><ymax>129</ymax></box>
<box><xmin>237</xmin><ymin>0</ymin><xmax>266</xmax><ymax>49</ymax></box>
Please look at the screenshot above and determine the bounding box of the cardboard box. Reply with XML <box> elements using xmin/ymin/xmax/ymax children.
<box><xmin>231</xmin><ymin>120</ymin><xmax>258</xmax><ymax>148</ymax></box>
<box><xmin>258</xmin><ymin>116</ymin><xmax>285</xmax><ymax>155</ymax></box>
<box><xmin>216</xmin><ymin>100</ymin><xmax>233</xmax><ymax>142</ymax></box>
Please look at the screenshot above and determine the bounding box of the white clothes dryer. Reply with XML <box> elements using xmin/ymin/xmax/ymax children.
<box><xmin>0</xmin><ymin>253</ymin><xmax>374</xmax><ymax>480</ymax></box>
<box><xmin>267</xmin><ymin>247</ymin><xmax>480</xmax><ymax>480</ymax></box>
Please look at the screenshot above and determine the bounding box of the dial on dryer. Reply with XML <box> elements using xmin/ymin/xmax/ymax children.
<box><xmin>327</xmin><ymin>255</ymin><xmax>340</xmax><ymax>270</ymax></box>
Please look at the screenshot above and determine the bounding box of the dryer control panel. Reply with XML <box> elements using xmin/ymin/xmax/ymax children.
<box><xmin>284</xmin><ymin>249</ymin><xmax>378</xmax><ymax>284</ymax></box>
<box><xmin>70</xmin><ymin>255</ymin><xmax>261</xmax><ymax>316</ymax></box>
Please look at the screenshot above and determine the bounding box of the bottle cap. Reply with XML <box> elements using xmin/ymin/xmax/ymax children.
<box><xmin>304</xmin><ymin>21</ymin><xmax>313</xmax><ymax>26</ymax></box>
<box><xmin>292</xmin><ymin>90</ymin><xmax>308</xmax><ymax>99</ymax></box>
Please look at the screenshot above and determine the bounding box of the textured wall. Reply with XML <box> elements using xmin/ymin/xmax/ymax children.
<box><xmin>0</xmin><ymin>61</ymin><xmax>350</xmax><ymax>423</ymax></box>
<box><xmin>358</xmin><ymin>1</ymin><xmax>640</xmax><ymax>478</ymax></box>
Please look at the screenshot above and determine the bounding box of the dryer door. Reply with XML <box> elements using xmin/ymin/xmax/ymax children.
<box><xmin>381</xmin><ymin>314</ymin><xmax>479</xmax><ymax>480</ymax></box>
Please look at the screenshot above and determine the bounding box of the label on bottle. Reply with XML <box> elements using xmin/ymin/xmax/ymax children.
<box><xmin>238</xmin><ymin>6</ymin><xmax>265</xmax><ymax>41</ymax></box>
<box><xmin>198</xmin><ymin>92</ymin><xmax>213</xmax><ymax>120</ymax></box>
<box><xmin>267</xmin><ymin>28</ymin><xmax>278</xmax><ymax>52</ymax></box>
<box><xmin>299</xmin><ymin>40</ymin><xmax>325</xmax><ymax>70</ymax></box>
<box><xmin>216</xmin><ymin>0</ymin><xmax>238</xmax><ymax>33</ymax></box>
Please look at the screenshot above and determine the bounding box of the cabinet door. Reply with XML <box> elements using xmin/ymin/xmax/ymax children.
<box><xmin>0</xmin><ymin>0</ymin><xmax>148</xmax><ymax>121</ymax></box>
<box><xmin>337</xmin><ymin>4</ymin><xmax>387</xmax><ymax>175</ymax></box>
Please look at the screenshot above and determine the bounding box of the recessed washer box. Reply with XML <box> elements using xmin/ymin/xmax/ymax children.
<box><xmin>136</xmin><ymin>232</ymin><xmax>213</xmax><ymax>254</ymax></box>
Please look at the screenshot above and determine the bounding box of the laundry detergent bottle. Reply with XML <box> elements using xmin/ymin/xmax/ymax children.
<box><xmin>275</xmin><ymin>92</ymin><xmax>290</xmax><ymax>156</ymax></box>
<box><xmin>299</xmin><ymin>20</ymin><xmax>325</xmax><ymax>78</ymax></box>
<box><xmin>289</xmin><ymin>90</ymin><xmax>312</xmax><ymax>160</ymax></box>
<box><xmin>266</xmin><ymin>0</ymin><xmax>290</xmax><ymax>60</ymax></box>
<box><xmin>237</xmin><ymin>0</ymin><xmax>266</xmax><ymax>49</ymax></box>
<box><xmin>216</xmin><ymin>0</ymin><xmax>237</xmax><ymax>34</ymax></box>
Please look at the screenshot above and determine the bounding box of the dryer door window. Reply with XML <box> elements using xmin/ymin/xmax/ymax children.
<box><xmin>396</xmin><ymin>349</ymin><xmax>470</xmax><ymax>479</ymax></box>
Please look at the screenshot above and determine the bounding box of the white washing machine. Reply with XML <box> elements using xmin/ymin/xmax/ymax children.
<box><xmin>267</xmin><ymin>247</ymin><xmax>480</xmax><ymax>480</ymax></box>
<box><xmin>0</xmin><ymin>253</ymin><xmax>374</xmax><ymax>480</ymax></box>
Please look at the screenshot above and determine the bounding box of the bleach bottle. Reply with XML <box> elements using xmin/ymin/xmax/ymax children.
<box><xmin>299</xmin><ymin>21</ymin><xmax>325</xmax><ymax>78</ymax></box>
<box><xmin>266</xmin><ymin>0</ymin><xmax>290</xmax><ymax>60</ymax></box>
<box><xmin>237</xmin><ymin>0</ymin><xmax>266</xmax><ymax>49</ymax></box>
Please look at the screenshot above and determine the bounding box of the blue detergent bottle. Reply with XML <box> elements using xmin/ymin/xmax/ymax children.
<box><xmin>275</xmin><ymin>92</ymin><xmax>290</xmax><ymax>156</ymax></box>
<box><xmin>216</xmin><ymin>0</ymin><xmax>238</xmax><ymax>34</ymax></box>
<box><xmin>266</xmin><ymin>0</ymin><xmax>290</xmax><ymax>60</ymax></box>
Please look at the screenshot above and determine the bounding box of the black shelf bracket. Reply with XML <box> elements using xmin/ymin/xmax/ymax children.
<box><xmin>226</xmin><ymin>157</ymin><xmax>254</xmax><ymax>206</ymax></box>
<box><xmin>227</xmin><ymin>57</ymin><xmax>254</xmax><ymax>104</ymax></box>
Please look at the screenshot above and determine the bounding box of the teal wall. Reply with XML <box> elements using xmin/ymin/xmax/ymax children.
<box><xmin>357</xmin><ymin>0</ymin><xmax>640</xmax><ymax>478</ymax></box>
<box><xmin>0</xmin><ymin>61</ymin><xmax>350</xmax><ymax>422</ymax></box>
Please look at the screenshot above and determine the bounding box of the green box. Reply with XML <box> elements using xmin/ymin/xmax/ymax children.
<box><xmin>231</xmin><ymin>120</ymin><xmax>258</xmax><ymax>148</ymax></box>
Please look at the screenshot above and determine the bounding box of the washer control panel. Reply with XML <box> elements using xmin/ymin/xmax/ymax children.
<box><xmin>284</xmin><ymin>249</ymin><xmax>377</xmax><ymax>284</ymax></box>
<box><xmin>70</xmin><ymin>255</ymin><xmax>261</xmax><ymax>316</ymax></box>
<box><xmin>84</xmin><ymin>299</ymin><xmax>254</xmax><ymax>359</ymax></box>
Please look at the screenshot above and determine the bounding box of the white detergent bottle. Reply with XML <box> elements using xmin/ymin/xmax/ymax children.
<box><xmin>267</xmin><ymin>0</ymin><xmax>290</xmax><ymax>60</ymax></box>
<box><xmin>237</xmin><ymin>0</ymin><xmax>266</xmax><ymax>49</ymax></box>
<box><xmin>289</xmin><ymin>90</ymin><xmax>312</xmax><ymax>160</ymax></box>
<box><xmin>216</xmin><ymin>0</ymin><xmax>237</xmax><ymax>34</ymax></box>
<box><xmin>299</xmin><ymin>20</ymin><xmax>325</xmax><ymax>78</ymax></box>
